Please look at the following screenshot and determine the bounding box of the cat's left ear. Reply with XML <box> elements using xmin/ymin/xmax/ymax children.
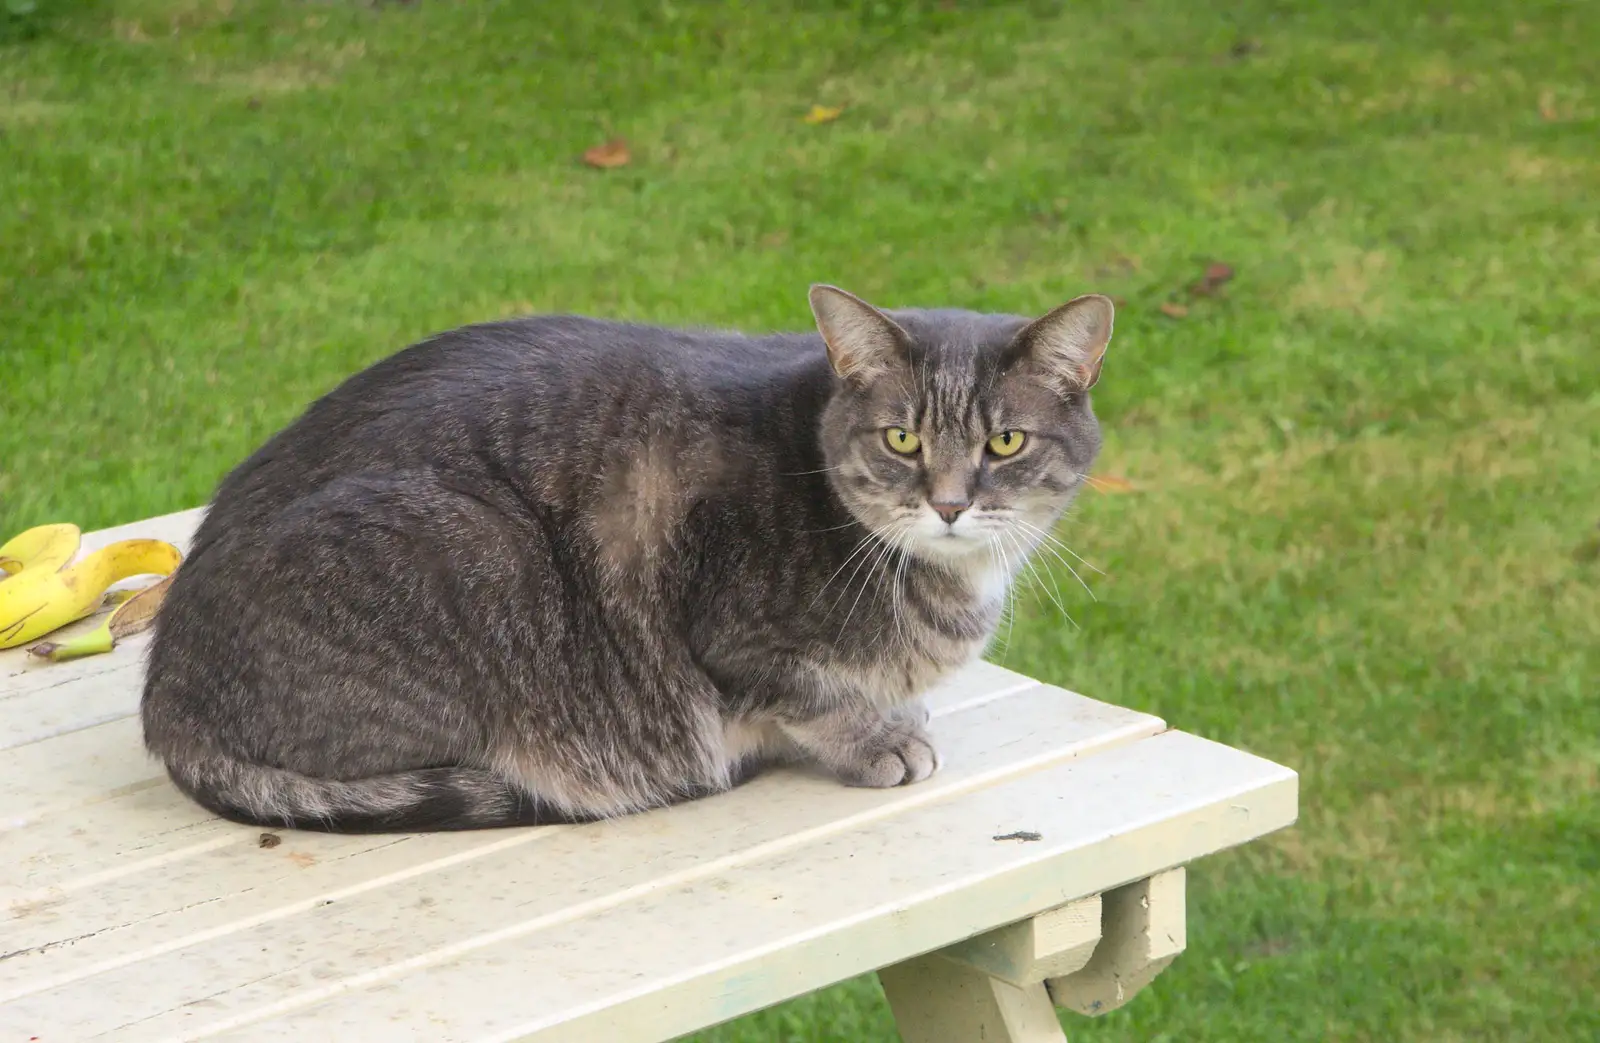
<box><xmin>808</xmin><ymin>284</ymin><xmax>911</xmax><ymax>382</ymax></box>
<box><xmin>1010</xmin><ymin>294</ymin><xmax>1115</xmax><ymax>393</ymax></box>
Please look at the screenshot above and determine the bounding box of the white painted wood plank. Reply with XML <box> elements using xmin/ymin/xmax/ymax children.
<box><xmin>921</xmin><ymin>659</ymin><xmax>1038</xmax><ymax>716</ymax></box>
<box><xmin>0</xmin><ymin>787</ymin><xmax>236</xmax><ymax>905</ymax></box>
<box><xmin>0</xmin><ymin>655</ymin><xmax>145</xmax><ymax>751</ymax></box>
<box><xmin>0</xmin><ymin>662</ymin><xmax>1081</xmax><ymax>896</ymax></box>
<box><xmin>0</xmin><ymin>651</ymin><xmax>143</xmax><ymax>705</ymax></box>
<box><xmin>0</xmin><ymin>685</ymin><xmax>1167</xmax><ymax>1037</ymax></box>
<box><xmin>0</xmin><ymin>717</ymin><xmax>163</xmax><ymax>830</ymax></box>
<box><xmin>192</xmin><ymin>731</ymin><xmax>1297</xmax><ymax>1043</ymax></box>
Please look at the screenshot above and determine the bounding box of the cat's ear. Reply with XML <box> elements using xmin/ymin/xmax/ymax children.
<box><xmin>1011</xmin><ymin>294</ymin><xmax>1116</xmax><ymax>393</ymax></box>
<box><xmin>808</xmin><ymin>284</ymin><xmax>910</xmax><ymax>382</ymax></box>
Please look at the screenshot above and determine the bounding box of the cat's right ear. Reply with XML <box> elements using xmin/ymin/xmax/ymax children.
<box><xmin>808</xmin><ymin>284</ymin><xmax>909</xmax><ymax>382</ymax></box>
<box><xmin>1009</xmin><ymin>293</ymin><xmax>1116</xmax><ymax>394</ymax></box>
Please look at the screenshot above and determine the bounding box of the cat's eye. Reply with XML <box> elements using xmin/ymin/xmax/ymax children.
<box><xmin>987</xmin><ymin>431</ymin><xmax>1026</xmax><ymax>457</ymax></box>
<box><xmin>884</xmin><ymin>427</ymin><xmax>922</xmax><ymax>455</ymax></box>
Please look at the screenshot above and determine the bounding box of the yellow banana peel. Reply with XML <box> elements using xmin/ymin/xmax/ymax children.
<box><xmin>0</xmin><ymin>532</ymin><xmax>183</xmax><ymax>652</ymax></box>
<box><xmin>30</xmin><ymin>573</ymin><xmax>176</xmax><ymax>662</ymax></box>
<box><xmin>0</xmin><ymin>523</ymin><xmax>82</xmax><ymax>579</ymax></box>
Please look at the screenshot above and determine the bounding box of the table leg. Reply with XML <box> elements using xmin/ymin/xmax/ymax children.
<box><xmin>879</xmin><ymin>894</ymin><xmax>1100</xmax><ymax>1042</ymax></box>
<box><xmin>878</xmin><ymin>954</ymin><xmax>1067</xmax><ymax>1043</ymax></box>
<box><xmin>1048</xmin><ymin>868</ymin><xmax>1187</xmax><ymax>1017</ymax></box>
<box><xmin>878</xmin><ymin>868</ymin><xmax>1187</xmax><ymax>1041</ymax></box>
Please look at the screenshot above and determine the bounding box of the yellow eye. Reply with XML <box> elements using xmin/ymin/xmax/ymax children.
<box><xmin>884</xmin><ymin>427</ymin><xmax>922</xmax><ymax>455</ymax></box>
<box><xmin>987</xmin><ymin>431</ymin><xmax>1026</xmax><ymax>457</ymax></box>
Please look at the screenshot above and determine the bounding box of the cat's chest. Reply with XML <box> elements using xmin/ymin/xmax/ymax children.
<box><xmin>820</xmin><ymin>642</ymin><xmax>982</xmax><ymax>710</ymax></box>
<box><xmin>821</xmin><ymin>560</ymin><xmax>1008</xmax><ymax>708</ymax></box>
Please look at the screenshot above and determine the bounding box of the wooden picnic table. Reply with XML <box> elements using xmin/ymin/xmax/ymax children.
<box><xmin>1</xmin><ymin>510</ymin><xmax>1297</xmax><ymax>1043</ymax></box>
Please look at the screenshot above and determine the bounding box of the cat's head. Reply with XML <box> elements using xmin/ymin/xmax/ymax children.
<box><xmin>810</xmin><ymin>284</ymin><xmax>1114</xmax><ymax>565</ymax></box>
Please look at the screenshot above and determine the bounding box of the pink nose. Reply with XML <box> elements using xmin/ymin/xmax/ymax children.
<box><xmin>932</xmin><ymin>501</ymin><xmax>969</xmax><ymax>525</ymax></box>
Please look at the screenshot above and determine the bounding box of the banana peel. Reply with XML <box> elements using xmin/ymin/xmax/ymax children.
<box><xmin>0</xmin><ymin>523</ymin><xmax>81</xmax><ymax>578</ymax></box>
<box><xmin>29</xmin><ymin>573</ymin><xmax>176</xmax><ymax>662</ymax></box>
<box><xmin>0</xmin><ymin>525</ymin><xmax>183</xmax><ymax>655</ymax></box>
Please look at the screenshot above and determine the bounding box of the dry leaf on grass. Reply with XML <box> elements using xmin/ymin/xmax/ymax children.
<box><xmin>1574</xmin><ymin>520</ymin><xmax>1600</xmax><ymax>564</ymax></box>
<box><xmin>1158</xmin><ymin>301</ymin><xmax>1190</xmax><ymax>319</ymax></box>
<box><xmin>1217</xmin><ymin>38</ymin><xmax>1261</xmax><ymax>63</ymax></box>
<box><xmin>1087</xmin><ymin>474</ymin><xmax>1137</xmax><ymax>494</ymax></box>
<box><xmin>581</xmin><ymin>137</ymin><xmax>631</xmax><ymax>169</ymax></box>
<box><xmin>802</xmin><ymin>104</ymin><xmax>844</xmax><ymax>124</ymax></box>
<box><xmin>1538</xmin><ymin>90</ymin><xmax>1560</xmax><ymax>121</ymax></box>
<box><xmin>1189</xmin><ymin>261</ymin><xmax>1235</xmax><ymax>297</ymax></box>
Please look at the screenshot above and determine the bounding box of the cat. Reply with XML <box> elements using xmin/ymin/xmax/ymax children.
<box><xmin>140</xmin><ymin>285</ymin><xmax>1116</xmax><ymax>833</ymax></box>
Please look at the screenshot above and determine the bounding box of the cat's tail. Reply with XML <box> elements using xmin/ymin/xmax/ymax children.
<box><xmin>162</xmin><ymin>752</ymin><xmax>585</xmax><ymax>834</ymax></box>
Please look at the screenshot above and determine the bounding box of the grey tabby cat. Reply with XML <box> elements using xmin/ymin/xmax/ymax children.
<box><xmin>142</xmin><ymin>285</ymin><xmax>1116</xmax><ymax>832</ymax></box>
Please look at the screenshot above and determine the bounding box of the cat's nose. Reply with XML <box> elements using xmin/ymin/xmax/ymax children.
<box><xmin>931</xmin><ymin>501</ymin><xmax>969</xmax><ymax>525</ymax></box>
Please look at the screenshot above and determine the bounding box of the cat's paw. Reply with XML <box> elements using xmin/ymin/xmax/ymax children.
<box><xmin>838</xmin><ymin>726</ymin><xmax>940</xmax><ymax>788</ymax></box>
<box><xmin>887</xmin><ymin>698</ymin><xmax>931</xmax><ymax>730</ymax></box>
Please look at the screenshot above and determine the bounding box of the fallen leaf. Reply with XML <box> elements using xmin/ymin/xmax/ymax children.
<box><xmin>802</xmin><ymin>104</ymin><xmax>844</xmax><ymax>125</ymax></box>
<box><xmin>1214</xmin><ymin>37</ymin><xmax>1261</xmax><ymax>64</ymax></box>
<box><xmin>581</xmin><ymin>137</ymin><xmax>630</xmax><ymax>169</ymax></box>
<box><xmin>1189</xmin><ymin>260</ymin><xmax>1236</xmax><ymax>298</ymax></box>
<box><xmin>1538</xmin><ymin>90</ymin><xmax>1559</xmax><ymax>121</ymax></box>
<box><xmin>1095</xmin><ymin>254</ymin><xmax>1140</xmax><ymax>277</ymax></box>
<box><xmin>1087</xmin><ymin>474</ymin><xmax>1136</xmax><ymax>494</ymax></box>
<box><xmin>257</xmin><ymin>833</ymin><xmax>281</xmax><ymax>849</ymax></box>
<box><xmin>1159</xmin><ymin>301</ymin><xmax>1189</xmax><ymax>319</ymax></box>
<box><xmin>1574</xmin><ymin>520</ymin><xmax>1600</xmax><ymax>564</ymax></box>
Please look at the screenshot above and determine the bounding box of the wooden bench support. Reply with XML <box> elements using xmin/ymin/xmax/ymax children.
<box><xmin>879</xmin><ymin>954</ymin><xmax>1067</xmax><ymax>1043</ymax></box>
<box><xmin>1048</xmin><ymin>867</ymin><xmax>1187</xmax><ymax>1016</ymax></box>
<box><xmin>880</xmin><ymin>869</ymin><xmax>1186</xmax><ymax>1040</ymax></box>
<box><xmin>938</xmin><ymin>893</ymin><xmax>1103</xmax><ymax>985</ymax></box>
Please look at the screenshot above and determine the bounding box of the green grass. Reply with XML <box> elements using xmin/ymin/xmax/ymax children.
<box><xmin>4</xmin><ymin>1</ymin><xmax>1597</xmax><ymax>1039</ymax></box>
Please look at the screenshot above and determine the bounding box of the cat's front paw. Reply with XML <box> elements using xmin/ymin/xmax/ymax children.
<box><xmin>838</xmin><ymin>725</ymin><xmax>940</xmax><ymax>788</ymax></box>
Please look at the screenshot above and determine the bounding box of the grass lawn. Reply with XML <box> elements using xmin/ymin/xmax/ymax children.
<box><xmin>4</xmin><ymin>0</ymin><xmax>1596</xmax><ymax>1039</ymax></box>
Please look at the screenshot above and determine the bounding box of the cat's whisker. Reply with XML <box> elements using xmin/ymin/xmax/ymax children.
<box><xmin>1030</xmin><ymin>541</ymin><xmax>1096</xmax><ymax>606</ymax></box>
<box><xmin>1013</xmin><ymin>518</ymin><xmax>1105</xmax><ymax>577</ymax></box>
<box><xmin>1006</xmin><ymin>532</ymin><xmax>1053</xmax><ymax>611</ymax></box>
<box><xmin>1007</xmin><ymin>529</ymin><xmax>1078</xmax><ymax>629</ymax></box>
<box><xmin>990</xmin><ymin>535</ymin><xmax>1017</xmax><ymax>662</ymax></box>
<box><xmin>836</xmin><ymin>527</ymin><xmax>901</xmax><ymax>639</ymax></box>
<box><xmin>801</xmin><ymin>521</ymin><xmax>860</xmax><ymax>535</ymax></box>
<box><xmin>889</xmin><ymin>525</ymin><xmax>913</xmax><ymax>648</ymax></box>
<box><xmin>833</xmin><ymin>531</ymin><xmax>891</xmax><ymax>620</ymax></box>
<box><xmin>809</xmin><ymin>531</ymin><xmax>886</xmax><ymax>611</ymax></box>
<box><xmin>1013</xmin><ymin>521</ymin><xmax>1098</xmax><ymax>603</ymax></box>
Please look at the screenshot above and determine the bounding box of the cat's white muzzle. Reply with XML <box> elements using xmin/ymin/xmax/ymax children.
<box><xmin>906</xmin><ymin>506</ymin><xmax>991</xmax><ymax>559</ymax></box>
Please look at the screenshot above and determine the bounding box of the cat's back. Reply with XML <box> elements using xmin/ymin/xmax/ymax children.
<box><xmin>275</xmin><ymin>314</ymin><xmax>819</xmax><ymax>432</ymax></box>
<box><xmin>195</xmin><ymin>315</ymin><xmax>827</xmax><ymax>541</ymax></box>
